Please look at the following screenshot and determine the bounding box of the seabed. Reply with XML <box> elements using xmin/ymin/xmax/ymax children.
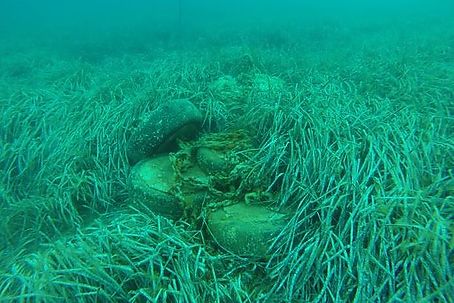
<box><xmin>0</xmin><ymin>15</ymin><xmax>453</xmax><ymax>303</ymax></box>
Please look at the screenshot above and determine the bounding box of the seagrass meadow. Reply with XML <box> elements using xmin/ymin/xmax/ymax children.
<box><xmin>0</xmin><ymin>1</ymin><xmax>453</xmax><ymax>302</ymax></box>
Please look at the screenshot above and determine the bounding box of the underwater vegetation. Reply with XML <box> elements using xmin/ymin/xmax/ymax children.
<box><xmin>0</xmin><ymin>17</ymin><xmax>453</xmax><ymax>303</ymax></box>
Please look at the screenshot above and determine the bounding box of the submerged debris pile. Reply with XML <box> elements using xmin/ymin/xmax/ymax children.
<box><xmin>127</xmin><ymin>98</ymin><xmax>288</xmax><ymax>258</ymax></box>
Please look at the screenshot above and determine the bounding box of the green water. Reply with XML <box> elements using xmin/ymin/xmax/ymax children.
<box><xmin>0</xmin><ymin>1</ymin><xmax>453</xmax><ymax>302</ymax></box>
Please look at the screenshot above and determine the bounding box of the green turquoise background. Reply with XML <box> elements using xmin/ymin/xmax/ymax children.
<box><xmin>0</xmin><ymin>1</ymin><xmax>453</xmax><ymax>302</ymax></box>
